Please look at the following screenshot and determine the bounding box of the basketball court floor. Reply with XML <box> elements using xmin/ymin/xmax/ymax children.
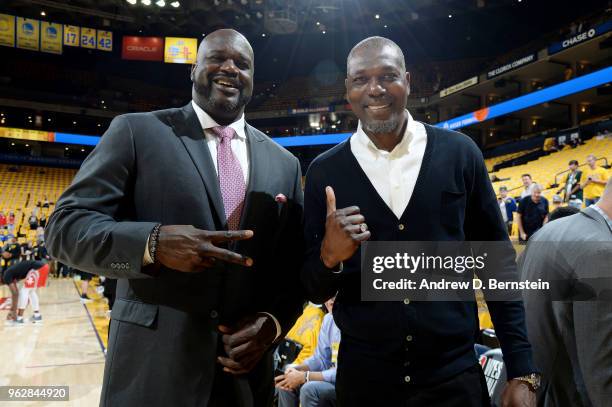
<box><xmin>0</xmin><ymin>278</ymin><xmax>109</xmax><ymax>406</ymax></box>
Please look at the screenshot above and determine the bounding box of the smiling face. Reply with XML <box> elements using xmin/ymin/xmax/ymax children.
<box><xmin>346</xmin><ymin>43</ymin><xmax>410</xmax><ymax>135</ymax></box>
<box><xmin>191</xmin><ymin>29</ymin><xmax>254</xmax><ymax>124</ymax></box>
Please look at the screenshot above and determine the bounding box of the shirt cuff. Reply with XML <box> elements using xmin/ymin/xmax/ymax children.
<box><xmin>142</xmin><ymin>235</ymin><xmax>153</xmax><ymax>266</ymax></box>
<box><xmin>260</xmin><ymin>312</ymin><xmax>282</xmax><ymax>342</ymax></box>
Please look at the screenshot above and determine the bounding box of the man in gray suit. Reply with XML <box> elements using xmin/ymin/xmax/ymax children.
<box><xmin>520</xmin><ymin>178</ymin><xmax>612</xmax><ymax>407</ymax></box>
<box><xmin>45</xmin><ymin>29</ymin><xmax>304</xmax><ymax>407</ymax></box>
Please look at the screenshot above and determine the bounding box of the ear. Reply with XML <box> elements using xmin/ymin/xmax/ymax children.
<box><xmin>344</xmin><ymin>77</ymin><xmax>349</xmax><ymax>101</ymax></box>
<box><xmin>405</xmin><ymin>71</ymin><xmax>411</xmax><ymax>96</ymax></box>
<box><xmin>190</xmin><ymin>64</ymin><xmax>197</xmax><ymax>82</ymax></box>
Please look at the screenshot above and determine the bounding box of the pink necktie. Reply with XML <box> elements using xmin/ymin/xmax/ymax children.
<box><xmin>212</xmin><ymin>126</ymin><xmax>246</xmax><ymax>230</ymax></box>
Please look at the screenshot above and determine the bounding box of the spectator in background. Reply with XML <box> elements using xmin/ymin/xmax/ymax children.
<box><xmin>557</xmin><ymin>160</ymin><xmax>582</xmax><ymax>202</ymax></box>
<box><xmin>28</xmin><ymin>213</ymin><xmax>38</xmax><ymax>230</ymax></box>
<box><xmin>520</xmin><ymin>174</ymin><xmax>536</xmax><ymax>198</ymax></box>
<box><xmin>2</xmin><ymin>236</ymin><xmax>21</xmax><ymax>270</ymax></box>
<box><xmin>7</xmin><ymin>212</ymin><xmax>15</xmax><ymax>234</ymax></box>
<box><xmin>548</xmin><ymin>205</ymin><xmax>580</xmax><ymax>222</ymax></box>
<box><xmin>39</xmin><ymin>214</ymin><xmax>47</xmax><ymax>228</ymax></box>
<box><xmin>520</xmin><ymin>178</ymin><xmax>612</xmax><ymax>407</ymax></box>
<box><xmin>276</xmin><ymin>297</ymin><xmax>339</xmax><ymax>407</ymax></box>
<box><xmin>517</xmin><ymin>184</ymin><xmax>549</xmax><ymax>242</ymax></box>
<box><xmin>551</xmin><ymin>194</ymin><xmax>563</xmax><ymax>211</ymax></box>
<box><xmin>42</xmin><ymin>196</ymin><xmax>50</xmax><ymax>208</ymax></box>
<box><xmin>498</xmin><ymin>186</ymin><xmax>517</xmax><ymax>235</ymax></box>
<box><xmin>0</xmin><ymin>211</ymin><xmax>6</xmax><ymax>229</ymax></box>
<box><xmin>581</xmin><ymin>154</ymin><xmax>609</xmax><ymax>206</ymax></box>
<box><xmin>284</xmin><ymin>302</ymin><xmax>326</xmax><ymax>365</ymax></box>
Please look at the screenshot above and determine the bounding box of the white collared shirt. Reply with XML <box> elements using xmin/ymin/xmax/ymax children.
<box><xmin>349</xmin><ymin>110</ymin><xmax>427</xmax><ymax>219</ymax></box>
<box><xmin>192</xmin><ymin>100</ymin><xmax>249</xmax><ymax>184</ymax></box>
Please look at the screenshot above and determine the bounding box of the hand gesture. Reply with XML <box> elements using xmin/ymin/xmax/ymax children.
<box><xmin>320</xmin><ymin>186</ymin><xmax>370</xmax><ymax>268</ymax></box>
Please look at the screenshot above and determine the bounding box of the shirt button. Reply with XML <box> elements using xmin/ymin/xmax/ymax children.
<box><xmin>406</xmin><ymin>335</ymin><xmax>413</xmax><ymax>342</ymax></box>
<box><xmin>210</xmin><ymin>310</ymin><xmax>218</xmax><ymax>319</ymax></box>
<box><xmin>398</xmin><ymin>224</ymin><xmax>405</xmax><ymax>231</ymax></box>
<box><xmin>403</xmin><ymin>298</ymin><xmax>410</xmax><ymax>305</ymax></box>
<box><xmin>404</xmin><ymin>376</ymin><xmax>411</xmax><ymax>383</ymax></box>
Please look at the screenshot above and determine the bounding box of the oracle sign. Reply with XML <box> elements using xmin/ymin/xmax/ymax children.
<box><xmin>122</xmin><ymin>36</ymin><xmax>164</xmax><ymax>61</ymax></box>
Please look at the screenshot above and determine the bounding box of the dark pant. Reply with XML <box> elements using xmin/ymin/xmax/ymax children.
<box><xmin>337</xmin><ymin>364</ymin><xmax>490</xmax><ymax>407</ymax></box>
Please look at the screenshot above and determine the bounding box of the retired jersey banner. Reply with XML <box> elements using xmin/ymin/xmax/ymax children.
<box><xmin>164</xmin><ymin>37</ymin><xmax>197</xmax><ymax>64</ymax></box>
<box><xmin>63</xmin><ymin>25</ymin><xmax>79</xmax><ymax>46</ymax></box>
<box><xmin>80</xmin><ymin>27</ymin><xmax>96</xmax><ymax>49</ymax></box>
<box><xmin>16</xmin><ymin>17</ymin><xmax>39</xmax><ymax>51</ymax></box>
<box><xmin>41</xmin><ymin>21</ymin><xmax>62</xmax><ymax>54</ymax></box>
<box><xmin>122</xmin><ymin>36</ymin><xmax>164</xmax><ymax>61</ymax></box>
<box><xmin>0</xmin><ymin>14</ymin><xmax>15</xmax><ymax>47</ymax></box>
<box><xmin>97</xmin><ymin>30</ymin><xmax>112</xmax><ymax>51</ymax></box>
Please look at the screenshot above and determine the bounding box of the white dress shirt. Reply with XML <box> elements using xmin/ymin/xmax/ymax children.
<box><xmin>349</xmin><ymin>110</ymin><xmax>427</xmax><ymax>219</ymax></box>
<box><xmin>192</xmin><ymin>100</ymin><xmax>249</xmax><ymax>183</ymax></box>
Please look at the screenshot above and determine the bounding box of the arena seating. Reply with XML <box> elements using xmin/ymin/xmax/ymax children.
<box><xmin>0</xmin><ymin>164</ymin><xmax>76</xmax><ymax>243</ymax></box>
<box><xmin>491</xmin><ymin>137</ymin><xmax>612</xmax><ymax>200</ymax></box>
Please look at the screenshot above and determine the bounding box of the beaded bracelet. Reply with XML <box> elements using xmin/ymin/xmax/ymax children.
<box><xmin>148</xmin><ymin>224</ymin><xmax>162</xmax><ymax>263</ymax></box>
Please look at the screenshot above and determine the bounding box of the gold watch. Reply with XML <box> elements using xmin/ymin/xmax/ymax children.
<box><xmin>513</xmin><ymin>373</ymin><xmax>541</xmax><ymax>392</ymax></box>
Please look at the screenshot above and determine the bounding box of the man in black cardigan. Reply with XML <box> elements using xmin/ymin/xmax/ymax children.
<box><xmin>301</xmin><ymin>36</ymin><xmax>539</xmax><ymax>406</ymax></box>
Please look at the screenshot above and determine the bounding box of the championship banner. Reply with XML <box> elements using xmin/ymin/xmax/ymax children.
<box><xmin>0</xmin><ymin>13</ymin><xmax>15</xmax><ymax>47</ymax></box>
<box><xmin>41</xmin><ymin>21</ymin><xmax>62</xmax><ymax>54</ymax></box>
<box><xmin>164</xmin><ymin>37</ymin><xmax>197</xmax><ymax>64</ymax></box>
<box><xmin>487</xmin><ymin>53</ymin><xmax>537</xmax><ymax>79</ymax></box>
<box><xmin>122</xmin><ymin>36</ymin><xmax>164</xmax><ymax>61</ymax></box>
<box><xmin>80</xmin><ymin>27</ymin><xmax>96</xmax><ymax>49</ymax></box>
<box><xmin>439</xmin><ymin>76</ymin><xmax>478</xmax><ymax>98</ymax></box>
<box><xmin>97</xmin><ymin>30</ymin><xmax>113</xmax><ymax>51</ymax></box>
<box><xmin>0</xmin><ymin>127</ymin><xmax>54</xmax><ymax>142</ymax></box>
<box><xmin>16</xmin><ymin>17</ymin><xmax>39</xmax><ymax>51</ymax></box>
<box><xmin>63</xmin><ymin>25</ymin><xmax>80</xmax><ymax>47</ymax></box>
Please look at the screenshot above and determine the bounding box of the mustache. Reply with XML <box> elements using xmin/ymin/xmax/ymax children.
<box><xmin>210</xmin><ymin>74</ymin><xmax>242</xmax><ymax>89</ymax></box>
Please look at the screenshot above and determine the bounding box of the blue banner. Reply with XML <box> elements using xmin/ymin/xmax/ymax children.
<box><xmin>436</xmin><ymin>67</ymin><xmax>612</xmax><ymax>131</ymax></box>
<box><xmin>548</xmin><ymin>20</ymin><xmax>612</xmax><ymax>54</ymax></box>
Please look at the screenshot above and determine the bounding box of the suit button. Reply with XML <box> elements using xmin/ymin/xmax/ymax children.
<box><xmin>404</xmin><ymin>376</ymin><xmax>411</xmax><ymax>383</ymax></box>
<box><xmin>403</xmin><ymin>298</ymin><xmax>410</xmax><ymax>305</ymax></box>
<box><xmin>398</xmin><ymin>224</ymin><xmax>405</xmax><ymax>231</ymax></box>
<box><xmin>406</xmin><ymin>335</ymin><xmax>413</xmax><ymax>342</ymax></box>
<box><xmin>210</xmin><ymin>310</ymin><xmax>218</xmax><ymax>319</ymax></box>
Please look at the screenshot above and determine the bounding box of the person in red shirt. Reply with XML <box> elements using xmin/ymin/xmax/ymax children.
<box><xmin>0</xmin><ymin>211</ymin><xmax>7</xmax><ymax>228</ymax></box>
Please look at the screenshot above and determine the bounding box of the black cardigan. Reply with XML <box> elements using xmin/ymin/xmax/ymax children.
<box><xmin>301</xmin><ymin>123</ymin><xmax>534</xmax><ymax>389</ymax></box>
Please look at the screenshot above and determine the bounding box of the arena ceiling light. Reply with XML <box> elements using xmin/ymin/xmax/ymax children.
<box><xmin>141</xmin><ymin>0</ymin><xmax>151</xmax><ymax>6</ymax></box>
<box><xmin>126</xmin><ymin>0</ymin><xmax>137</xmax><ymax>4</ymax></box>
<box><xmin>156</xmin><ymin>0</ymin><xmax>166</xmax><ymax>6</ymax></box>
<box><xmin>170</xmin><ymin>1</ymin><xmax>180</xmax><ymax>7</ymax></box>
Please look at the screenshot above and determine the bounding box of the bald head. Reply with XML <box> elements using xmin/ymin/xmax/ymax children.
<box><xmin>347</xmin><ymin>36</ymin><xmax>406</xmax><ymax>75</ymax></box>
<box><xmin>197</xmin><ymin>29</ymin><xmax>253</xmax><ymax>62</ymax></box>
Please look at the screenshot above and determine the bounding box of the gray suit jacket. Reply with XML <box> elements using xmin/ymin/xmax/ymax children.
<box><xmin>45</xmin><ymin>103</ymin><xmax>305</xmax><ymax>407</ymax></box>
<box><xmin>519</xmin><ymin>206</ymin><xmax>612</xmax><ymax>407</ymax></box>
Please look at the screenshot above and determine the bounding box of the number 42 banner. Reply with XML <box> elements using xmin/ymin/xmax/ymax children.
<box><xmin>97</xmin><ymin>30</ymin><xmax>112</xmax><ymax>52</ymax></box>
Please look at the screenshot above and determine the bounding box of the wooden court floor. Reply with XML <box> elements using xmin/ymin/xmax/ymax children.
<box><xmin>0</xmin><ymin>277</ymin><xmax>109</xmax><ymax>406</ymax></box>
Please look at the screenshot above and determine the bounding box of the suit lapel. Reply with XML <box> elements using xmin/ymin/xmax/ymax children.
<box><xmin>239</xmin><ymin>124</ymin><xmax>268</xmax><ymax>230</ymax></box>
<box><xmin>171</xmin><ymin>103</ymin><xmax>226</xmax><ymax>226</ymax></box>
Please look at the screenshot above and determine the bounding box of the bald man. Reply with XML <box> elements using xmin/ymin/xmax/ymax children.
<box><xmin>302</xmin><ymin>37</ymin><xmax>538</xmax><ymax>406</ymax></box>
<box><xmin>46</xmin><ymin>29</ymin><xmax>304</xmax><ymax>407</ymax></box>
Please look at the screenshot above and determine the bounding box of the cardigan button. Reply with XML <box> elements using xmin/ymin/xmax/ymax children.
<box><xmin>398</xmin><ymin>224</ymin><xmax>405</xmax><ymax>231</ymax></box>
<box><xmin>403</xmin><ymin>298</ymin><xmax>410</xmax><ymax>305</ymax></box>
<box><xmin>404</xmin><ymin>375</ymin><xmax>411</xmax><ymax>383</ymax></box>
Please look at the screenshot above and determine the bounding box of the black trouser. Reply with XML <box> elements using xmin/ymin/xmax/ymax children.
<box><xmin>337</xmin><ymin>364</ymin><xmax>490</xmax><ymax>407</ymax></box>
